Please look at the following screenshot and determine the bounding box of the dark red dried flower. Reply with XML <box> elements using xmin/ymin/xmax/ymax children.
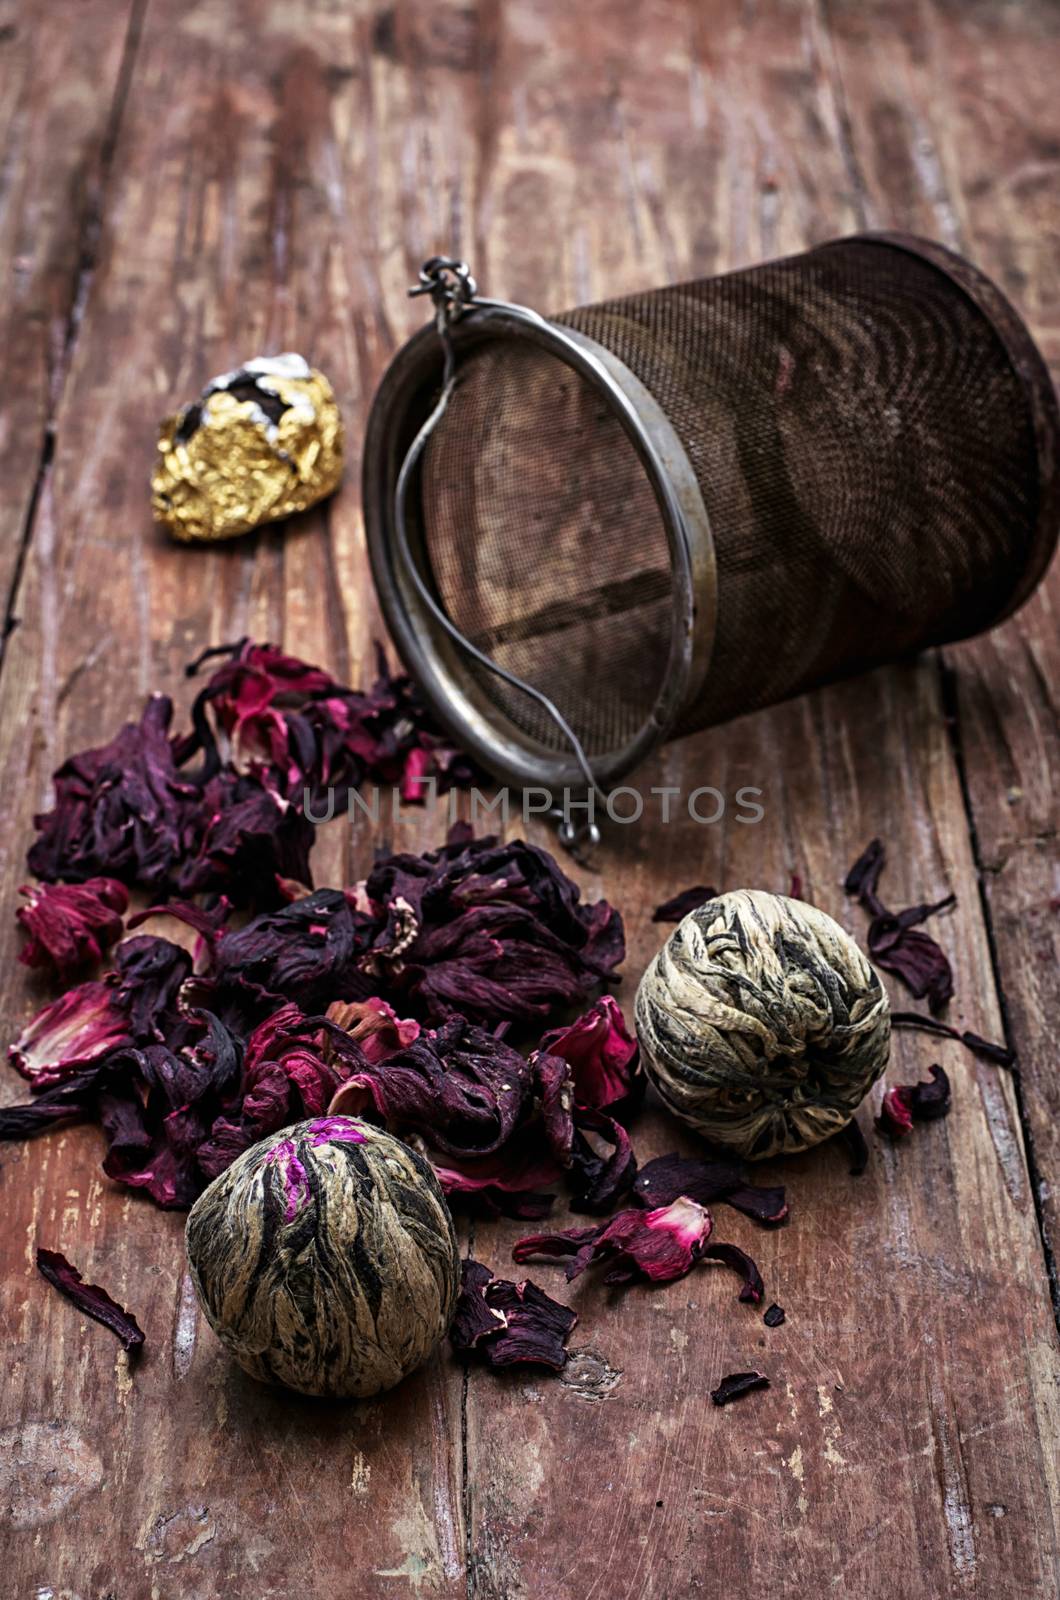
<box><xmin>652</xmin><ymin>885</ymin><xmax>718</xmax><ymax>923</ymax></box>
<box><xmin>763</xmin><ymin>1303</ymin><xmax>785</xmax><ymax>1328</ymax></box>
<box><xmin>17</xmin><ymin>878</ymin><xmax>128</xmax><ymax>978</ymax></box>
<box><xmin>568</xmin><ymin>1107</ymin><xmax>638</xmax><ymax>1214</ymax></box>
<box><xmin>710</xmin><ymin>1370</ymin><xmax>769</xmax><ymax>1406</ymax></box>
<box><xmin>112</xmin><ymin>936</ymin><xmax>193</xmax><ymax>1042</ymax></box>
<box><xmin>0</xmin><ymin>1065</ymin><xmax>106</xmax><ymax>1140</ymax></box>
<box><xmin>450</xmin><ymin>1259</ymin><xmax>576</xmax><ymax>1371</ymax></box>
<box><xmin>845</xmin><ymin>839</ymin><xmax>955</xmax><ymax>1012</ymax></box>
<box><xmin>702</xmin><ymin>1242</ymin><xmax>764</xmax><ymax>1304</ymax></box>
<box><xmin>174</xmin><ymin>770</ymin><xmax>316</xmax><ymax>901</ymax></box>
<box><xmin>513</xmin><ymin>1195</ymin><xmax>713</xmax><ymax>1287</ymax></box>
<box><xmin>36</xmin><ymin>1247</ymin><xmax>144</xmax><ymax>1351</ymax></box>
<box><xmin>633</xmin><ymin>1152</ymin><xmax>788</xmax><ymax>1226</ymax></box>
<box><xmin>198</xmin><ymin>1003</ymin><xmax>352</xmax><ymax>1179</ymax></box>
<box><xmin>875</xmin><ymin>1064</ymin><xmax>951</xmax><ymax>1139</ymax></box>
<box><xmin>536</xmin><ymin>995</ymin><xmax>641</xmax><ymax>1114</ymax></box>
<box><xmin>10</xmin><ymin>980</ymin><xmax>131</xmax><ymax>1089</ymax></box>
<box><xmin>28</xmin><ymin>694</ymin><xmax>200</xmax><ymax>890</ymax></box>
<box><xmin>360</xmin><ymin>834</ymin><xmax>625</xmax><ymax>1026</ymax></box>
<box><xmin>191</xmin><ymin>889</ymin><xmax>376</xmax><ymax>1028</ymax></box>
<box><xmin>327</xmin><ymin>1013</ymin><xmax>533</xmax><ymax>1162</ymax></box>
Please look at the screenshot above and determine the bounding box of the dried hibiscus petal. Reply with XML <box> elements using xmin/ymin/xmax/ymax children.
<box><xmin>711</xmin><ymin>1370</ymin><xmax>769</xmax><ymax>1406</ymax></box>
<box><xmin>325</xmin><ymin>997</ymin><xmax>420</xmax><ymax>1063</ymax></box>
<box><xmin>450</xmin><ymin>1260</ymin><xmax>507</xmax><ymax>1350</ymax></box>
<box><xmin>112</xmin><ymin>936</ymin><xmax>192</xmax><ymax>1042</ymax></box>
<box><xmin>450</xmin><ymin>1259</ymin><xmax>576</xmax><ymax>1371</ymax></box>
<box><xmin>763</xmin><ymin>1303</ymin><xmax>785</xmax><ymax>1328</ymax></box>
<box><xmin>702</xmin><ymin>1242</ymin><xmax>764</xmax><ymax>1304</ymax></box>
<box><xmin>876</xmin><ymin>1087</ymin><xmax>915</xmax><ymax>1138</ymax></box>
<box><xmin>175</xmin><ymin>770</ymin><xmax>315</xmax><ymax>901</ymax></box>
<box><xmin>536</xmin><ymin>995</ymin><xmax>641</xmax><ymax>1115</ymax></box>
<box><xmin>327</xmin><ymin>1014</ymin><xmax>533</xmax><ymax>1162</ymax></box>
<box><xmin>36</xmin><ymin>1247</ymin><xmax>144</xmax><ymax>1351</ymax></box>
<box><xmin>0</xmin><ymin>1065</ymin><xmax>105</xmax><ymax>1139</ymax></box>
<box><xmin>568</xmin><ymin>1107</ymin><xmax>637</xmax><ymax>1214</ymax></box>
<box><xmin>513</xmin><ymin>1195</ymin><xmax>712</xmax><ymax>1287</ymax></box>
<box><xmin>891</xmin><ymin>1011</ymin><xmax>1014</xmax><ymax>1069</ymax></box>
<box><xmin>845</xmin><ymin>839</ymin><xmax>955</xmax><ymax>1013</ymax></box>
<box><xmin>633</xmin><ymin>1152</ymin><xmax>788</xmax><ymax>1227</ymax></box>
<box><xmin>10</xmin><ymin>980</ymin><xmax>131</xmax><ymax>1089</ymax></box>
<box><xmin>197</xmin><ymin>888</ymin><xmax>375</xmax><ymax>1027</ymax></box>
<box><xmin>28</xmin><ymin>693</ymin><xmax>200</xmax><ymax>890</ymax></box>
<box><xmin>16</xmin><ymin>878</ymin><xmax>128</xmax><ymax>979</ymax></box>
<box><xmin>876</xmin><ymin>1065</ymin><xmax>951</xmax><ymax>1139</ymax></box>
<box><xmin>652</xmin><ymin>886</ymin><xmax>718</xmax><ymax>923</ymax></box>
<box><xmin>360</xmin><ymin>834</ymin><xmax>625</xmax><ymax>1026</ymax></box>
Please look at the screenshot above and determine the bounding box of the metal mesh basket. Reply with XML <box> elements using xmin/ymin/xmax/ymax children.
<box><xmin>364</xmin><ymin>236</ymin><xmax>1059</xmax><ymax>791</ymax></box>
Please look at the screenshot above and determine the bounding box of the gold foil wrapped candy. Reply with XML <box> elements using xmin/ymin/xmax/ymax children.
<box><xmin>152</xmin><ymin>354</ymin><xmax>343</xmax><ymax>542</ymax></box>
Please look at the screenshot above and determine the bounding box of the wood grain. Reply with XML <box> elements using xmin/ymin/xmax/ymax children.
<box><xmin>0</xmin><ymin>0</ymin><xmax>140</xmax><ymax>614</ymax></box>
<box><xmin>0</xmin><ymin>1</ymin><xmax>1057</xmax><ymax>1596</ymax></box>
<box><xmin>825</xmin><ymin>0</ymin><xmax>1060</xmax><ymax>1306</ymax></box>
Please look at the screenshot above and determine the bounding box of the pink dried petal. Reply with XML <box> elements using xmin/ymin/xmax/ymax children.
<box><xmin>10</xmin><ymin>981</ymin><xmax>130</xmax><ymax>1089</ymax></box>
<box><xmin>876</xmin><ymin>1086</ymin><xmax>915</xmax><ymax>1138</ymax></box>
<box><xmin>876</xmin><ymin>1064</ymin><xmax>951</xmax><ymax>1139</ymax></box>
<box><xmin>536</xmin><ymin>995</ymin><xmax>640</xmax><ymax>1112</ymax></box>
<box><xmin>325</xmin><ymin>997</ymin><xmax>420</xmax><ymax>1063</ymax></box>
<box><xmin>513</xmin><ymin>1195</ymin><xmax>712</xmax><ymax>1287</ymax></box>
<box><xmin>17</xmin><ymin>878</ymin><xmax>128</xmax><ymax>979</ymax></box>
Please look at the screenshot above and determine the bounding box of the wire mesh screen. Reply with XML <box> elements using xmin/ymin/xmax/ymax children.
<box><xmin>397</xmin><ymin>237</ymin><xmax>1056</xmax><ymax>773</ymax></box>
<box><xmin>420</xmin><ymin>339</ymin><xmax>674</xmax><ymax>756</ymax></box>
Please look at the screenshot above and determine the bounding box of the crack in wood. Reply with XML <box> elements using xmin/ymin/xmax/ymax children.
<box><xmin>0</xmin><ymin>0</ymin><xmax>148</xmax><ymax>681</ymax></box>
<box><xmin>939</xmin><ymin>653</ymin><xmax>1060</xmax><ymax>1328</ymax></box>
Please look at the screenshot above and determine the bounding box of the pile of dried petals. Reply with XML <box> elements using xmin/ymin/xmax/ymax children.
<box><xmin>9</xmin><ymin>644</ymin><xmax>787</xmax><ymax>1379</ymax></box>
<box><xmin>27</xmin><ymin>639</ymin><xmax>480</xmax><ymax>907</ymax></box>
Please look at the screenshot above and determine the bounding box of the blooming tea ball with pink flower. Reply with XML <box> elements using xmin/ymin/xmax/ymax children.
<box><xmin>185</xmin><ymin>1116</ymin><xmax>460</xmax><ymax>1397</ymax></box>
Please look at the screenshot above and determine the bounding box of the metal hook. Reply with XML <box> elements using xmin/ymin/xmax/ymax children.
<box><xmin>408</xmin><ymin>257</ymin><xmax>478</xmax><ymax>317</ymax></box>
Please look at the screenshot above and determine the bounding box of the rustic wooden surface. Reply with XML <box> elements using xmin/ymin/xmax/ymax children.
<box><xmin>1</xmin><ymin>2</ymin><xmax>1058</xmax><ymax>1595</ymax></box>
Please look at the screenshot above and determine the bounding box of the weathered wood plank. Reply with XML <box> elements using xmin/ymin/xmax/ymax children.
<box><xmin>0</xmin><ymin>0</ymin><xmax>139</xmax><ymax>615</ymax></box>
<box><xmin>824</xmin><ymin>0</ymin><xmax>1060</xmax><ymax>1301</ymax></box>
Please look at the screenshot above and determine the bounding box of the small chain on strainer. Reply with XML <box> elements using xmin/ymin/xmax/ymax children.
<box><xmin>394</xmin><ymin>257</ymin><xmax>604</xmax><ymax>854</ymax></box>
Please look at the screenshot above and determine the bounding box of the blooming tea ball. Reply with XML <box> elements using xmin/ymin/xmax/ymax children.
<box><xmin>635</xmin><ymin>890</ymin><xmax>890</xmax><ymax>1159</ymax></box>
<box><xmin>185</xmin><ymin>1117</ymin><xmax>460</xmax><ymax>1397</ymax></box>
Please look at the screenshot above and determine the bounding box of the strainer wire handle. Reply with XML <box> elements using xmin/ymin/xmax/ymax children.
<box><xmin>393</xmin><ymin>259</ymin><xmax>607</xmax><ymax>821</ymax></box>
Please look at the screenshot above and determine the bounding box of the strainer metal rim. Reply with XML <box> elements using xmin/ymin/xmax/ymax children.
<box><xmin>364</xmin><ymin>297</ymin><xmax>717</xmax><ymax>792</ymax></box>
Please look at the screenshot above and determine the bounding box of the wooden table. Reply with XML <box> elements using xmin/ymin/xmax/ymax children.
<box><xmin>2</xmin><ymin>2</ymin><xmax>1058</xmax><ymax>1595</ymax></box>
